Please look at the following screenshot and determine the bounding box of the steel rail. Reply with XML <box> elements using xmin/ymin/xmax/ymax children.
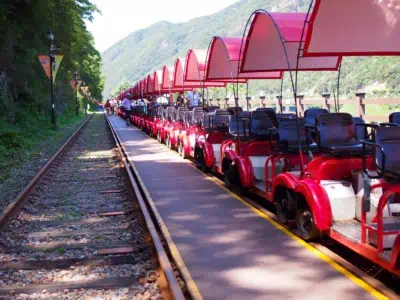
<box><xmin>0</xmin><ymin>114</ymin><xmax>94</xmax><ymax>231</ymax></box>
<box><xmin>105</xmin><ymin>115</ymin><xmax>186</xmax><ymax>300</ymax></box>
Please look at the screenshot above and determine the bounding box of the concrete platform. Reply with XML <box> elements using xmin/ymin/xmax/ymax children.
<box><xmin>108</xmin><ymin>115</ymin><xmax>378</xmax><ymax>300</ymax></box>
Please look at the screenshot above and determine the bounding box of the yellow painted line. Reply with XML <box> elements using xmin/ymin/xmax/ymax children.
<box><xmin>188</xmin><ymin>164</ymin><xmax>388</xmax><ymax>300</ymax></box>
<box><xmin>111</xmin><ymin>120</ymin><xmax>203</xmax><ymax>300</ymax></box>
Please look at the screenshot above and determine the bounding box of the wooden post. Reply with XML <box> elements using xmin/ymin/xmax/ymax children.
<box><xmin>356</xmin><ymin>92</ymin><xmax>366</xmax><ymax>119</ymax></box>
<box><xmin>225</xmin><ymin>97</ymin><xmax>229</xmax><ymax>109</ymax></box>
<box><xmin>260</xmin><ymin>96</ymin><xmax>266</xmax><ymax>108</ymax></box>
<box><xmin>216</xmin><ymin>98</ymin><xmax>221</xmax><ymax>108</ymax></box>
<box><xmin>321</xmin><ymin>93</ymin><xmax>330</xmax><ymax>112</ymax></box>
<box><xmin>276</xmin><ymin>96</ymin><xmax>283</xmax><ymax>113</ymax></box>
<box><xmin>296</xmin><ymin>95</ymin><xmax>304</xmax><ymax>117</ymax></box>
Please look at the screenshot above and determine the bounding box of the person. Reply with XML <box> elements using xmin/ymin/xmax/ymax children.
<box><xmin>109</xmin><ymin>99</ymin><xmax>115</xmax><ymax>115</ymax></box>
<box><xmin>122</xmin><ymin>93</ymin><xmax>132</xmax><ymax>125</ymax></box>
<box><xmin>176</xmin><ymin>93</ymin><xmax>184</xmax><ymax>106</ymax></box>
<box><xmin>186</xmin><ymin>89</ymin><xmax>200</xmax><ymax>108</ymax></box>
<box><xmin>104</xmin><ymin>100</ymin><xmax>112</xmax><ymax>116</ymax></box>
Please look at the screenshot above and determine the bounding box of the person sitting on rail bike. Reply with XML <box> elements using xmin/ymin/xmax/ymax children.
<box><xmin>122</xmin><ymin>93</ymin><xmax>133</xmax><ymax>125</ymax></box>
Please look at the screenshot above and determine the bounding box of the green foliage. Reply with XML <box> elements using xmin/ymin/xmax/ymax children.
<box><xmin>103</xmin><ymin>0</ymin><xmax>400</xmax><ymax>100</ymax></box>
<box><xmin>109</xmin><ymin>79</ymin><xmax>132</xmax><ymax>99</ymax></box>
<box><xmin>0</xmin><ymin>110</ymin><xmax>85</xmax><ymax>181</ymax></box>
<box><xmin>0</xmin><ymin>0</ymin><xmax>104</xmax><ymax>120</ymax></box>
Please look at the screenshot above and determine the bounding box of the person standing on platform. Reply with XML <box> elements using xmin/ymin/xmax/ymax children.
<box><xmin>104</xmin><ymin>100</ymin><xmax>112</xmax><ymax>116</ymax></box>
<box><xmin>176</xmin><ymin>93</ymin><xmax>184</xmax><ymax>107</ymax></box>
<box><xmin>186</xmin><ymin>89</ymin><xmax>200</xmax><ymax>109</ymax></box>
<box><xmin>122</xmin><ymin>93</ymin><xmax>132</xmax><ymax>125</ymax></box>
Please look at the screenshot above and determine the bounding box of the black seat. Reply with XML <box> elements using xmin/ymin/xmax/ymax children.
<box><xmin>374</xmin><ymin>127</ymin><xmax>400</xmax><ymax>181</ymax></box>
<box><xmin>317</xmin><ymin>113</ymin><xmax>362</xmax><ymax>155</ymax></box>
<box><xmin>278</xmin><ymin>118</ymin><xmax>308</xmax><ymax>152</ymax></box>
<box><xmin>250</xmin><ymin>110</ymin><xmax>275</xmax><ymax>139</ymax></box>
<box><xmin>190</xmin><ymin>107</ymin><xmax>204</xmax><ymax>124</ymax></box>
<box><xmin>206</xmin><ymin>106</ymin><xmax>220</xmax><ymax>113</ymax></box>
<box><xmin>177</xmin><ymin>107</ymin><xmax>190</xmax><ymax>121</ymax></box>
<box><xmin>229</xmin><ymin>115</ymin><xmax>251</xmax><ymax>137</ymax></box>
<box><xmin>255</xmin><ymin>108</ymin><xmax>279</xmax><ymax>128</ymax></box>
<box><xmin>353</xmin><ymin>117</ymin><xmax>367</xmax><ymax>140</ymax></box>
<box><xmin>277</xmin><ymin>113</ymin><xmax>296</xmax><ymax>120</ymax></box>
<box><xmin>167</xmin><ymin>106</ymin><xmax>177</xmax><ymax>121</ymax></box>
<box><xmin>228</xmin><ymin>107</ymin><xmax>243</xmax><ymax>115</ymax></box>
<box><xmin>239</xmin><ymin>111</ymin><xmax>252</xmax><ymax>118</ymax></box>
<box><xmin>305</xmin><ymin>108</ymin><xmax>329</xmax><ymax>125</ymax></box>
<box><xmin>389</xmin><ymin>112</ymin><xmax>400</xmax><ymax>126</ymax></box>
<box><xmin>213</xmin><ymin>109</ymin><xmax>231</xmax><ymax>129</ymax></box>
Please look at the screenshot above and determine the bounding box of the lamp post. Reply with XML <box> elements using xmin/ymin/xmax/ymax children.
<box><xmin>73</xmin><ymin>71</ymin><xmax>80</xmax><ymax>116</ymax></box>
<box><xmin>47</xmin><ymin>30</ymin><xmax>56</xmax><ymax>128</ymax></box>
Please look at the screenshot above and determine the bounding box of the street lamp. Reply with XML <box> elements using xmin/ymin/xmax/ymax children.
<box><xmin>73</xmin><ymin>71</ymin><xmax>80</xmax><ymax>116</ymax></box>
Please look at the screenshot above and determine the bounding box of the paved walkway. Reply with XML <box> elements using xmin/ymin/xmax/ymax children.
<box><xmin>109</xmin><ymin>115</ymin><xmax>377</xmax><ymax>300</ymax></box>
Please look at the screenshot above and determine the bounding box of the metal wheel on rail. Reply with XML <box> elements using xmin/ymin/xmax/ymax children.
<box><xmin>276</xmin><ymin>189</ymin><xmax>296</xmax><ymax>227</ymax></box>
<box><xmin>224</xmin><ymin>163</ymin><xmax>248</xmax><ymax>196</ymax></box>
<box><xmin>194</xmin><ymin>147</ymin><xmax>209</xmax><ymax>172</ymax></box>
<box><xmin>178</xmin><ymin>141</ymin><xmax>187</xmax><ymax>159</ymax></box>
<box><xmin>165</xmin><ymin>134</ymin><xmax>172</xmax><ymax>149</ymax></box>
<box><xmin>157</xmin><ymin>130</ymin><xmax>162</xmax><ymax>143</ymax></box>
<box><xmin>296</xmin><ymin>199</ymin><xmax>320</xmax><ymax>241</ymax></box>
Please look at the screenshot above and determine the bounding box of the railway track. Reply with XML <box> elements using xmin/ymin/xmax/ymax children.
<box><xmin>0</xmin><ymin>114</ymin><xmax>184</xmax><ymax>299</ymax></box>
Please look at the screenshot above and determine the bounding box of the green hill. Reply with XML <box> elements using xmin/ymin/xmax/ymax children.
<box><xmin>101</xmin><ymin>0</ymin><xmax>400</xmax><ymax>101</ymax></box>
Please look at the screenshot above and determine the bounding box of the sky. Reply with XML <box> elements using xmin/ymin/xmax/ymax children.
<box><xmin>86</xmin><ymin>0</ymin><xmax>239</xmax><ymax>53</ymax></box>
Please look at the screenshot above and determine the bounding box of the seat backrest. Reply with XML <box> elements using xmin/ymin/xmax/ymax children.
<box><xmin>278</xmin><ymin>118</ymin><xmax>307</xmax><ymax>146</ymax></box>
<box><xmin>277</xmin><ymin>113</ymin><xmax>296</xmax><ymax>120</ymax></box>
<box><xmin>239</xmin><ymin>111</ymin><xmax>252</xmax><ymax>119</ymax></box>
<box><xmin>318</xmin><ymin>113</ymin><xmax>358</xmax><ymax>146</ymax></box>
<box><xmin>375</xmin><ymin>127</ymin><xmax>400</xmax><ymax>177</ymax></box>
<box><xmin>192</xmin><ymin>107</ymin><xmax>204</xmax><ymax>124</ymax></box>
<box><xmin>214</xmin><ymin>109</ymin><xmax>231</xmax><ymax>128</ymax></box>
<box><xmin>255</xmin><ymin>108</ymin><xmax>279</xmax><ymax>128</ymax></box>
<box><xmin>206</xmin><ymin>106</ymin><xmax>220</xmax><ymax>112</ymax></box>
<box><xmin>228</xmin><ymin>107</ymin><xmax>243</xmax><ymax>115</ymax></box>
<box><xmin>250</xmin><ymin>111</ymin><xmax>275</xmax><ymax>137</ymax></box>
<box><xmin>167</xmin><ymin>106</ymin><xmax>177</xmax><ymax>121</ymax></box>
<box><xmin>162</xmin><ymin>108</ymin><xmax>168</xmax><ymax>119</ymax></box>
<box><xmin>353</xmin><ymin>117</ymin><xmax>366</xmax><ymax>140</ymax></box>
<box><xmin>157</xmin><ymin>106</ymin><xmax>163</xmax><ymax>117</ymax></box>
<box><xmin>389</xmin><ymin>112</ymin><xmax>400</xmax><ymax>125</ymax></box>
<box><xmin>229</xmin><ymin>115</ymin><xmax>250</xmax><ymax>137</ymax></box>
<box><xmin>305</xmin><ymin>108</ymin><xmax>329</xmax><ymax>125</ymax></box>
<box><xmin>177</xmin><ymin>107</ymin><xmax>190</xmax><ymax>121</ymax></box>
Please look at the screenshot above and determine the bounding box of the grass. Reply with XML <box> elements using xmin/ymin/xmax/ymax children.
<box><xmin>0</xmin><ymin>110</ymin><xmax>86</xmax><ymax>181</ymax></box>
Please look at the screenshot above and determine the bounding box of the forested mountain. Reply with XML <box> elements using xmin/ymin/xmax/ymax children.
<box><xmin>102</xmin><ymin>0</ymin><xmax>400</xmax><ymax>100</ymax></box>
<box><xmin>0</xmin><ymin>0</ymin><xmax>104</xmax><ymax>121</ymax></box>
